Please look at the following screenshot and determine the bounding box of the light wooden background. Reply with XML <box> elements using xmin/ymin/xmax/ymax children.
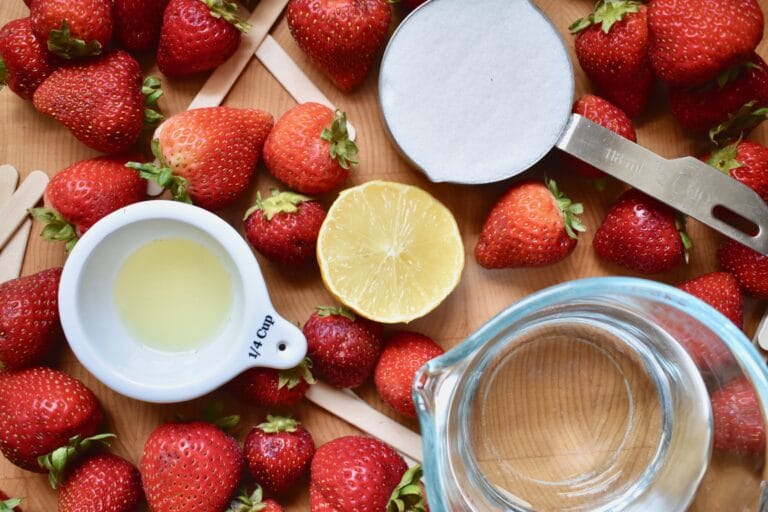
<box><xmin>1</xmin><ymin>1</ymin><xmax>767</xmax><ymax>510</ymax></box>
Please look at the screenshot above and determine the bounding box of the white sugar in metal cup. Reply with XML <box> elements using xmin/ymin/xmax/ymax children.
<box><xmin>59</xmin><ymin>200</ymin><xmax>307</xmax><ymax>403</ymax></box>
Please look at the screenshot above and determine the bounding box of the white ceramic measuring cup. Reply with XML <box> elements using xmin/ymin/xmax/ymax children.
<box><xmin>59</xmin><ymin>200</ymin><xmax>307</xmax><ymax>403</ymax></box>
<box><xmin>379</xmin><ymin>0</ymin><xmax>768</xmax><ymax>255</ymax></box>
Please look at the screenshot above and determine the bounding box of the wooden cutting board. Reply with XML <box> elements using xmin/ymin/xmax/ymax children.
<box><xmin>1</xmin><ymin>1</ymin><xmax>766</xmax><ymax>510</ymax></box>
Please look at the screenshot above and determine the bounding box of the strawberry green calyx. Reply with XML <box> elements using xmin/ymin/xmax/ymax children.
<box><xmin>47</xmin><ymin>21</ymin><xmax>102</xmax><ymax>60</ymax></box>
<box><xmin>201</xmin><ymin>401</ymin><xmax>241</xmax><ymax>431</ymax></box>
<box><xmin>0</xmin><ymin>59</ymin><xmax>8</xmax><ymax>89</ymax></box>
<box><xmin>227</xmin><ymin>485</ymin><xmax>269</xmax><ymax>512</ymax></box>
<box><xmin>37</xmin><ymin>433</ymin><xmax>116</xmax><ymax>489</ymax></box>
<box><xmin>316</xmin><ymin>305</ymin><xmax>356</xmax><ymax>321</ymax></box>
<box><xmin>28</xmin><ymin>207</ymin><xmax>78</xmax><ymax>252</ymax></box>
<box><xmin>321</xmin><ymin>110</ymin><xmax>358</xmax><ymax>170</ymax></box>
<box><xmin>127</xmin><ymin>138</ymin><xmax>192</xmax><ymax>204</ymax></box>
<box><xmin>278</xmin><ymin>357</ymin><xmax>316</xmax><ymax>390</ymax></box>
<box><xmin>387</xmin><ymin>464</ymin><xmax>428</xmax><ymax>512</ymax></box>
<box><xmin>546</xmin><ymin>178</ymin><xmax>586</xmax><ymax>240</ymax></box>
<box><xmin>569</xmin><ymin>0</ymin><xmax>641</xmax><ymax>34</ymax></box>
<box><xmin>244</xmin><ymin>189</ymin><xmax>312</xmax><ymax>221</ymax></box>
<box><xmin>707</xmin><ymin>143</ymin><xmax>743</xmax><ymax>175</ymax></box>
<box><xmin>715</xmin><ymin>61</ymin><xmax>760</xmax><ymax>90</ymax></box>
<box><xmin>202</xmin><ymin>0</ymin><xmax>251</xmax><ymax>33</ymax></box>
<box><xmin>0</xmin><ymin>497</ymin><xmax>23</xmax><ymax>511</ymax></box>
<box><xmin>709</xmin><ymin>101</ymin><xmax>768</xmax><ymax>145</ymax></box>
<box><xmin>675</xmin><ymin>216</ymin><xmax>693</xmax><ymax>264</ymax></box>
<box><xmin>143</xmin><ymin>76</ymin><xmax>165</xmax><ymax>128</ymax></box>
<box><xmin>258</xmin><ymin>414</ymin><xmax>299</xmax><ymax>433</ymax></box>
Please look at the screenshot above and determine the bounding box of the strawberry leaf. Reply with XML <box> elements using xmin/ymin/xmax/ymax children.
<box><xmin>258</xmin><ymin>414</ymin><xmax>299</xmax><ymax>433</ymax></box>
<box><xmin>569</xmin><ymin>0</ymin><xmax>641</xmax><ymax>34</ymax></box>
<box><xmin>546</xmin><ymin>178</ymin><xmax>586</xmax><ymax>240</ymax></box>
<box><xmin>387</xmin><ymin>464</ymin><xmax>428</xmax><ymax>512</ymax></box>
<box><xmin>202</xmin><ymin>401</ymin><xmax>241</xmax><ymax>431</ymax></box>
<box><xmin>0</xmin><ymin>497</ymin><xmax>23</xmax><ymax>511</ymax></box>
<box><xmin>321</xmin><ymin>110</ymin><xmax>358</xmax><ymax>170</ymax></box>
<box><xmin>277</xmin><ymin>357</ymin><xmax>316</xmax><ymax>390</ymax></box>
<box><xmin>28</xmin><ymin>207</ymin><xmax>79</xmax><ymax>251</ymax></box>
<box><xmin>244</xmin><ymin>189</ymin><xmax>312</xmax><ymax>221</ymax></box>
<box><xmin>202</xmin><ymin>0</ymin><xmax>251</xmax><ymax>32</ymax></box>
<box><xmin>126</xmin><ymin>139</ymin><xmax>192</xmax><ymax>204</ymax></box>
<box><xmin>316</xmin><ymin>305</ymin><xmax>356</xmax><ymax>320</ymax></box>
<box><xmin>37</xmin><ymin>433</ymin><xmax>115</xmax><ymax>489</ymax></box>
<box><xmin>709</xmin><ymin>101</ymin><xmax>768</xmax><ymax>145</ymax></box>
<box><xmin>47</xmin><ymin>21</ymin><xmax>102</xmax><ymax>60</ymax></box>
<box><xmin>0</xmin><ymin>58</ymin><xmax>7</xmax><ymax>89</ymax></box>
<box><xmin>706</xmin><ymin>142</ymin><xmax>743</xmax><ymax>175</ymax></box>
<box><xmin>227</xmin><ymin>485</ymin><xmax>268</xmax><ymax>512</ymax></box>
<box><xmin>142</xmin><ymin>76</ymin><xmax>164</xmax><ymax>128</ymax></box>
<box><xmin>675</xmin><ymin>216</ymin><xmax>693</xmax><ymax>264</ymax></box>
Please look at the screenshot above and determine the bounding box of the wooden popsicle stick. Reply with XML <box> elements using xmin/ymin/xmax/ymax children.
<box><xmin>0</xmin><ymin>170</ymin><xmax>48</xmax><ymax>251</ymax></box>
<box><xmin>0</xmin><ymin>165</ymin><xmax>19</xmax><ymax>204</ymax></box>
<box><xmin>0</xmin><ymin>220</ymin><xmax>31</xmax><ymax>282</ymax></box>
<box><xmin>307</xmin><ymin>382</ymin><xmax>423</xmax><ymax>463</ymax></box>
<box><xmin>187</xmin><ymin>0</ymin><xmax>289</xmax><ymax>110</ymax></box>
<box><xmin>255</xmin><ymin>36</ymin><xmax>357</xmax><ymax>140</ymax></box>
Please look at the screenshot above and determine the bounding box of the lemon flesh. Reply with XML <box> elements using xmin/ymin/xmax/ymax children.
<box><xmin>317</xmin><ymin>181</ymin><xmax>464</xmax><ymax>323</ymax></box>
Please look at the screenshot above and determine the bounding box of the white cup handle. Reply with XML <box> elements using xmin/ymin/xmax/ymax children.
<box><xmin>237</xmin><ymin>311</ymin><xmax>307</xmax><ymax>373</ymax></box>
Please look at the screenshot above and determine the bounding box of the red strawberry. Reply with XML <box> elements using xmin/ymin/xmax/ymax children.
<box><xmin>0</xmin><ymin>367</ymin><xmax>102</xmax><ymax>472</ymax></box>
<box><xmin>711</xmin><ymin>378</ymin><xmax>766</xmax><ymax>456</ymax></box>
<box><xmin>701</xmin><ymin>140</ymin><xmax>768</xmax><ymax>203</ymax></box>
<box><xmin>244</xmin><ymin>415</ymin><xmax>315</xmax><ymax>495</ymax></box>
<box><xmin>718</xmin><ymin>240</ymin><xmax>768</xmax><ymax>299</ymax></box>
<box><xmin>475</xmin><ymin>179</ymin><xmax>585</xmax><ymax>268</ymax></box>
<box><xmin>302</xmin><ymin>306</ymin><xmax>383</xmax><ymax>389</ymax></box>
<box><xmin>310</xmin><ymin>436</ymin><xmax>407</xmax><ymax>512</ymax></box>
<box><xmin>0</xmin><ymin>492</ymin><xmax>22</xmax><ymax>512</ymax></box>
<box><xmin>140</xmin><ymin>421</ymin><xmax>243</xmax><ymax>511</ymax></box>
<box><xmin>157</xmin><ymin>0</ymin><xmax>248</xmax><ymax>77</ymax></box>
<box><xmin>0</xmin><ymin>268</ymin><xmax>62</xmax><ymax>371</ymax></box>
<box><xmin>0</xmin><ymin>18</ymin><xmax>59</xmax><ymax>100</ymax></box>
<box><xmin>129</xmin><ymin>106</ymin><xmax>273</xmax><ymax>210</ymax></box>
<box><xmin>229</xmin><ymin>486</ymin><xmax>284</xmax><ymax>512</ymax></box>
<box><xmin>287</xmin><ymin>0</ymin><xmax>390</xmax><ymax>91</ymax></box>
<box><xmin>648</xmin><ymin>0</ymin><xmax>764</xmax><ymax>87</ymax></box>
<box><xmin>264</xmin><ymin>104</ymin><xmax>357</xmax><ymax>195</ymax></box>
<box><xmin>678</xmin><ymin>272</ymin><xmax>743</xmax><ymax>329</ymax></box>
<box><xmin>227</xmin><ymin>358</ymin><xmax>316</xmax><ymax>408</ymax></box>
<box><xmin>244</xmin><ymin>190</ymin><xmax>327</xmax><ymax>265</ymax></box>
<box><xmin>113</xmin><ymin>0</ymin><xmax>170</xmax><ymax>52</ymax></box>
<box><xmin>30</xmin><ymin>0</ymin><xmax>113</xmax><ymax>59</ymax></box>
<box><xmin>29</xmin><ymin>156</ymin><xmax>146</xmax><ymax>251</ymax></box>
<box><xmin>593</xmin><ymin>189</ymin><xmax>691</xmax><ymax>273</ymax></box>
<box><xmin>570</xmin><ymin>1</ymin><xmax>653</xmax><ymax>117</ymax></box>
<box><xmin>567</xmin><ymin>95</ymin><xmax>637</xmax><ymax>179</ymax></box>
<box><xmin>33</xmin><ymin>51</ymin><xmax>163</xmax><ymax>154</ymax></box>
<box><xmin>374</xmin><ymin>332</ymin><xmax>444</xmax><ymax>419</ymax></box>
<box><xmin>58</xmin><ymin>453</ymin><xmax>142</xmax><ymax>512</ymax></box>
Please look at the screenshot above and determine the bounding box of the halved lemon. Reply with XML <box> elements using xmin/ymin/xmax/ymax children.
<box><xmin>317</xmin><ymin>181</ymin><xmax>464</xmax><ymax>323</ymax></box>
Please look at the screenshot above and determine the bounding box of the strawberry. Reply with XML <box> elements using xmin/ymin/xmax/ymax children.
<box><xmin>570</xmin><ymin>1</ymin><xmax>653</xmax><ymax>117</ymax></box>
<box><xmin>29</xmin><ymin>156</ymin><xmax>146</xmax><ymax>251</ymax></box>
<box><xmin>228</xmin><ymin>358</ymin><xmax>316</xmax><ymax>408</ymax></box>
<box><xmin>567</xmin><ymin>95</ymin><xmax>637</xmax><ymax>179</ymax></box>
<box><xmin>244</xmin><ymin>415</ymin><xmax>315</xmax><ymax>495</ymax></box>
<box><xmin>229</xmin><ymin>486</ymin><xmax>284</xmax><ymax>512</ymax></box>
<box><xmin>58</xmin><ymin>453</ymin><xmax>142</xmax><ymax>512</ymax></box>
<box><xmin>287</xmin><ymin>0</ymin><xmax>390</xmax><ymax>91</ymax></box>
<box><xmin>0</xmin><ymin>492</ymin><xmax>22</xmax><ymax>512</ymax></box>
<box><xmin>374</xmin><ymin>332</ymin><xmax>444</xmax><ymax>419</ymax></box>
<box><xmin>33</xmin><ymin>51</ymin><xmax>163</xmax><ymax>154</ymax></box>
<box><xmin>128</xmin><ymin>106</ymin><xmax>273</xmax><ymax>210</ymax></box>
<box><xmin>702</xmin><ymin>140</ymin><xmax>768</xmax><ymax>203</ymax></box>
<box><xmin>678</xmin><ymin>272</ymin><xmax>743</xmax><ymax>329</ymax></box>
<box><xmin>113</xmin><ymin>0</ymin><xmax>170</xmax><ymax>52</ymax></box>
<box><xmin>140</xmin><ymin>421</ymin><xmax>243</xmax><ymax>511</ymax></box>
<box><xmin>244</xmin><ymin>190</ymin><xmax>327</xmax><ymax>265</ymax></box>
<box><xmin>718</xmin><ymin>240</ymin><xmax>768</xmax><ymax>299</ymax></box>
<box><xmin>475</xmin><ymin>179</ymin><xmax>585</xmax><ymax>268</ymax></box>
<box><xmin>30</xmin><ymin>0</ymin><xmax>113</xmax><ymax>60</ymax></box>
<box><xmin>711</xmin><ymin>378</ymin><xmax>766</xmax><ymax>456</ymax></box>
<box><xmin>302</xmin><ymin>306</ymin><xmax>383</xmax><ymax>389</ymax></box>
<box><xmin>593</xmin><ymin>189</ymin><xmax>691</xmax><ymax>274</ymax></box>
<box><xmin>310</xmin><ymin>436</ymin><xmax>407</xmax><ymax>512</ymax></box>
<box><xmin>0</xmin><ymin>268</ymin><xmax>62</xmax><ymax>371</ymax></box>
<box><xmin>264</xmin><ymin>104</ymin><xmax>357</xmax><ymax>195</ymax></box>
<box><xmin>648</xmin><ymin>0</ymin><xmax>764</xmax><ymax>87</ymax></box>
<box><xmin>157</xmin><ymin>0</ymin><xmax>249</xmax><ymax>77</ymax></box>
<box><xmin>0</xmin><ymin>367</ymin><xmax>102</xmax><ymax>472</ymax></box>
<box><xmin>0</xmin><ymin>18</ymin><xmax>59</xmax><ymax>100</ymax></box>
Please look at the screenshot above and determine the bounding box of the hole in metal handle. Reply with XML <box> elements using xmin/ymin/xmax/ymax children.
<box><xmin>712</xmin><ymin>205</ymin><xmax>760</xmax><ymax>238</ymax></box>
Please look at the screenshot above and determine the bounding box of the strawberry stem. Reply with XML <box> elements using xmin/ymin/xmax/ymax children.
<box><xmin>709</xmin><ymin>101</ymin><xmax>768</xmax><ymax>145</ymax></box>
<box><xmin>546</xmin><ymin>178</ymin><xmax>586</xmax><ymax>240</ymax></box>
<box><xmin>37</xmin><ymin>433</ymin><xmax>115</xmax><ymax>489</ymax></box>
<box><xmin>126</xmin><ymin>138</ymin><xmax>192</xmax><ymax>204</ymax></box>
<box><xmin>28</xmin><ymin>207</ymin><xmax>78</xmax><ymax>252</ymax></box>
<box><xmin>142</xmin><ymin>76</ymin><xmax>164</xmax><ymax>128</ymax></box>
<box><xmin>675</xmin><ymin>216</ymin><xmax>693</xmax><ymax>264</ymax></box>
<box><xmin>0</xmin><ymin>497</ymin><xmax>23</xmax><ymax>511</ymax></box>
<box><xmin>244</xmin><ymin>189</ymin><xmax>312</xmax><ymax>221</ymax></box>
<box><xmin>569</xmin><ymin>0</ymin><xmax>642</xmax><ymax>34</ymax></box>
<box><xmin>201</xmin><ymin>0</ymin><xmax>251</xmax><ymax>33</ymax></box>
<box><xmin>47</xmin><ymin>20</ymin><xmax>102</xmax><ymax>60</ymax></box>
<box><xmin>278</xmin><ymin>357</ymin><xmax>316</xmax><ymax>390</ymax></box>
<box><xmin>316</xmin><ymin>305</ymin><xmax>356</xmax><ymax>321</ymax></box>
<box><xmin>0</xmin><ymin>58</ymin><xmax>7</xmax><ymax>89</ymax></box>
<box><xmin>258</xmin><ymin>414</ymin><xmax>299</xmax><ymax>433</ymax></box>
<box><xmin>706</xmin><ymin>142</ymin><xmax>743</xmax><ymax>175</ymax></box>
<box><xmin>387</xmin><ymin>464</ymin><xmax>428</xmax><ymax>512</ymax></box>
<box><xmin>227</xmin><ymin>485</ymin><xmax>269</xmax><ymax>512</ymax></box>
<box><xmin>321</xmin><ymin>110</ymin><xmax>358</xmax><ymax>170</ymax></box>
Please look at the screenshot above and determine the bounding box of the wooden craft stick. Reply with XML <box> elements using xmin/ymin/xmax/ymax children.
<box><xmin>0</xmin><ymin>220</ymin><xmax>31</xmax><ymax>282</ymax></box>
<box><xmin>255</xmin><ymin>36</ymin><xmax>357</xmax><ymax>140</ymax></box>
<box><xmin>307</xmin><ymin>382</ymin><xmax>423</xmax><ymax>463</ymax></box>
<box><xmin>0</xmin><ymin>170</ymin><xmax>48</xmax><ymax>251</ymax></box>
<box><xmin>0</xmin><ymin>165</ymin><xmax>19</xmax><ymax>204</ymax></box>
<box><xmin>187</xmin><ymin>0</ymin><xmax>289</xmax><ymax>110</ymax></box>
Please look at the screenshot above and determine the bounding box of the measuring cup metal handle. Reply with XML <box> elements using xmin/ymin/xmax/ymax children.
<box><xmin>237</xmin><ymin>311</ymin><xmax>307</xmax><ymax>373</ymax></box>
<box><xmin>555</xmin><ymin>114</ymin><xmax>768</xmax><ymax>255</ymax></box>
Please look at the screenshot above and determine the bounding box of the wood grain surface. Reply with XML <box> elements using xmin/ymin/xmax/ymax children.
<box><xmin>1</xmin><ymin>1</ymin><xmax>767</xmax><ymax>510</ymax></box>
